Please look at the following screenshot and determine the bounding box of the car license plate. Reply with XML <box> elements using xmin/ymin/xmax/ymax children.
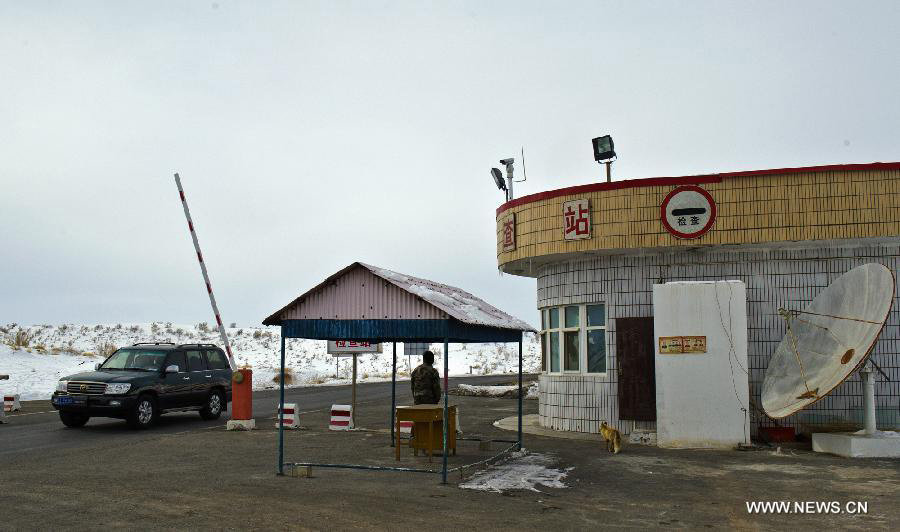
<box><xmin>54</xmin><ymin>396</ymin><xmax>83</xmax><ymax>406</ymax></box>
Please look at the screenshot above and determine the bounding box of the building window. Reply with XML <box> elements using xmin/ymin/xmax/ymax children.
<box><xmin>586</xmin><ymin>304</ymin><xmax>606</xmax><ymax>373</ymax></box>
<box><xmin>540</xmin><ymin>303</ymin><xmax>606</xmax><ymax>375</ymax></box>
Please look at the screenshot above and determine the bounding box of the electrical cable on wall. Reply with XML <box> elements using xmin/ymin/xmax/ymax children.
<box><xmin>714</xmin><ymin>281</ymin><xmax>750</xmax><ymax>445</ymax></box>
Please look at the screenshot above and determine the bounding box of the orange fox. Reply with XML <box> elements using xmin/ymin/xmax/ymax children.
<box><xmin>600</xmin><ymin>421</ymin><xmax>622</xmax><ymax>454</ymax></box>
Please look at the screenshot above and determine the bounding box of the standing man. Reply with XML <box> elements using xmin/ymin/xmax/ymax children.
<box><xmin>411</xmin><ymin>350</ymin><xmax>442</xmax><ymax>405</ymax></box>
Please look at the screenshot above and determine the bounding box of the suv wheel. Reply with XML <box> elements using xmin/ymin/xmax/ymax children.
<box><xmin>127</xmin><ymin>394</ymin><xmax>157</xmax><ymax>429</ymax></box>
<box><xmin>200</xmin><ymin>390</ymin><xmax>224</xmax><ymax>420</ymax></box>
<box><xmin>59</xmin><ymin>412</ymin><xmax>89</xmax><ymax>428</ymax></box>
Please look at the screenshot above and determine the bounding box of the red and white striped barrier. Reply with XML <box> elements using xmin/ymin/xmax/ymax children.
<box><xmin>276</xmin><ymin>403</ymin><xmax>300</xmax><ymax>429</ymax></box>
<box><xmin>174</xmin><ymin>173</ymin><xmax>236</xmax><ymax>371</ymax></box>
<box><xmin>329</xmin><ymin>404</ymin><xmax>353</xmax><ymax>430</ymax></box>
<box><xmin>3</xmin><ymin>394</ymin><xmax>20</xmax><ymax>413</ymax></box>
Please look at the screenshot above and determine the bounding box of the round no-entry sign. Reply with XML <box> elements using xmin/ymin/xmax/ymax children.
<box><xmin>660</xmin><ymin>185</ymin><xmax>717</xmax><ymax>239</ymax></box>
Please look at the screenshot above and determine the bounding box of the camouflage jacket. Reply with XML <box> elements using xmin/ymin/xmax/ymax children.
<box><xmin>410</xmin><ymin>364</ymin><xmax>442</xmax><ymax>404</ymax></box>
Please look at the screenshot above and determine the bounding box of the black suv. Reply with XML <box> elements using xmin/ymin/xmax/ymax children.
<box><xmin>51</xmin><ymin>343</ymin><xmax>232</xmax><ymax>429</ymax></box>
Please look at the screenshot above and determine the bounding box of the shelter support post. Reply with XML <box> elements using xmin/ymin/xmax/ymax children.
<box><xmin>391</xmin><ymin>342</ymin><xmax>397</xmax><ymax>447</ymax></box>
<box><xmin>518</xmin><ymin>335</ymin><xmax>523</xmax><ymax>450</ymax></box>
<box><xmin>442</xmin><ymin>338</ymin><xmax>449</xmax><ymax>484</ymax></box>
<box><xmin>352</xmin><ymin>354</ymin><xmax>358</xmax><ymax>428</ymax></box>
<box><xmin>277</xmin><ymin>332</ymin><xmax>286</xmax><ymax>475</ymax></box>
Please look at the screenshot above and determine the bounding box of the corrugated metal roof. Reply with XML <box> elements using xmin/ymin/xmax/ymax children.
<box><xmin>263</xmin><ymin>262</ymin><xmax>536</xmax><ymax>333</ymax></box>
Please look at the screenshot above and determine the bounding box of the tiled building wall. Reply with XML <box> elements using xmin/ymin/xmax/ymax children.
<box><xmin>536</xmin><ymin>241</ymin><xmax>900</xmax><ymax>436</ymax></box>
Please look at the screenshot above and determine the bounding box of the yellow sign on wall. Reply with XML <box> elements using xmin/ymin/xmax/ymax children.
<box><xmin>659</xmin><ymin>336</ymin><xmax>707</xmax><ymax>354</ymax></box>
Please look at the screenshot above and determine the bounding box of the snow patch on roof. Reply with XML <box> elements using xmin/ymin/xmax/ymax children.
<box><xmin>361</xmin><ymin>263</ymin><xmax>535</xmax><ymax>332</ymax></box>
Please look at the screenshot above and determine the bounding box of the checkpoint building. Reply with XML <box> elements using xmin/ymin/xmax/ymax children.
<box><xmin>495</xmin><ymin>162</ymin><xmax>900</xmax><ymax>439</ymax></box>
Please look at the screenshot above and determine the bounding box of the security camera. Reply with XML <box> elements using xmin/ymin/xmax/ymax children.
<box><xmin>499</xmin><ymin>158</ymin><xmax>514</xmax><ymax>166</ymax></box>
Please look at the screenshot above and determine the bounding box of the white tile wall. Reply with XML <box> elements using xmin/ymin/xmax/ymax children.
<box><xmin>537</xmin><ymin>242</ymin><xmax>900</xmax><ymax>435</ymax></box>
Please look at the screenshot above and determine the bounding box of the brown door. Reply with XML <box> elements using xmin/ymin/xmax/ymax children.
<box><xmin>616</xmin><ymin>317</ymin><xmax>656</xmax><ymax>421</ymax></box>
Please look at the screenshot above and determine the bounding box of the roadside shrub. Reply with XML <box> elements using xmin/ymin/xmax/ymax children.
<box><xmin>59</xmin><ymin>341</ymin><xmax>82</xmax><ymax>356</ymax></box>
<box><xmin>129</xmin><ymin>325</ymin><xmax>141</xmax><ymax>333</ymax></box>
<box><xmin>229</xmin><ymin>322</ymin><xmax>237</xmax><ymax>328</ymax></box>
<box><xmin>253</xmin><ymin>330</ymin><xmax>263</xmax><ymax>339</ymax></box>
<box><xmin>272</xmin><ymin>368</ymin><xmax>294</xmax><ymax>385</ymax></box>
<box><xmin>8</xmin><ymin>329</ymin><xmax>33</xmax><ymax>349</ymax></box>
<box><xmin>94</xmin><ymin>341</ymin><xmax>117</xmax><ymax>358</ymax></box>
<box><xmin>150</xmin><ymin>322</ymin><xmax>161</xmax><ymax>334</ymax></box>
<box><xmin>197</xmin><ymin>322</ymin><xmax>209</xmax><ymax>333</ymax></box>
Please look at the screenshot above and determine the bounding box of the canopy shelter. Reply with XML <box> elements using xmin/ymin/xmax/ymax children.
<box><xmin>263</xmin><ymin>262</ymin><xmax>536</xmax><ymax>483</ymax></box>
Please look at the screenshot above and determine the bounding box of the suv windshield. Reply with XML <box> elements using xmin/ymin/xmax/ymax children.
<box><xmin>101</xmin><ymin>349</ymin><xmax>169</xmax><ymax>371</ymax></box>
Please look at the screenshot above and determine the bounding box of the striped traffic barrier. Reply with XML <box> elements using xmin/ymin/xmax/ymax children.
<box><xmin>329</xmin><ymin>404</ymin><xmax>353</xmax><ymax>430</ymax></box>
<box><xmin>3</xmin><ymin>394</ymin><xmax>20</xmax><ymax>413</ymax></box>
<box><xmin>276</xmin><ymin>403</ymin><xmax>300</xmax><ymax>429</ymax></box>
<box><xmin>174</xmin><ymin>173</ymin><xmax>236</xmax><ymax>371</ymax></box>
<box><xmin>398</xmin><ymin>420</ymin><xmax>413</xmax><ymax>441</ymax></box>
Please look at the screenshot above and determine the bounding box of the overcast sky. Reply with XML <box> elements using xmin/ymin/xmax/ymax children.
<box><xmin>2</xmin><ymin>1</ymin><xmax>898</xmax><ymax>329</ymax></box>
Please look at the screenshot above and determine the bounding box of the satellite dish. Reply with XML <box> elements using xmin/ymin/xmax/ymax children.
<box><xmin>762</xmin><ymin>263</ymin><xmax>894</xmax><ymax>419</ymax></box>
<box><xmin>491</xmin><ymin>168</ymin><xmax>506</xmax><ymax>191</ymax></box>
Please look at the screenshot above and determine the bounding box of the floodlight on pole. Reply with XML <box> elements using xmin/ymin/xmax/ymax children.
<box><xmin>491</xmin><ymin>167</ymin><xmax>506</xmax><ymax>193</ymax></box>
<box><xmin>592</xmin><ymin>135</ymin><xmax>616</xmax><ymax>183</ymax></box>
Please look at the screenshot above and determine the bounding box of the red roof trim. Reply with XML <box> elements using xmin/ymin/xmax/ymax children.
<box><xmin>496</xmin><ymin>161</ymin><xmax>900</xmax><ymax>216</ymax></box>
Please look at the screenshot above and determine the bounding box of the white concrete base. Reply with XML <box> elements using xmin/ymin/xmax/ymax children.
<box><xmin>628</xmin><ymin>430</ymin><xmax>657</xmax><ymax>446</ymax></box>
<box><xmin>226</xmin><ymin>419</ymin><xmax>256</xmax><ymax>431</ymax></box>
<box><xmin>812</xmin><ymin>431</ymin><xmax>900</xmax><ymax>458</ymax></box>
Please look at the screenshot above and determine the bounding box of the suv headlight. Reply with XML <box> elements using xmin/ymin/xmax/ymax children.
<box><xmin>105</xmin><ymin>383</ymin><xmax>131</xmax><ymax>395</ymax></box>
<box><xmin>57</xmin><ymin>380</ymin><xmax>68</xmax><ymax>392</ymax></box>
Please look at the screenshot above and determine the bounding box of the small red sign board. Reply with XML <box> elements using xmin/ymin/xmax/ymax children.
<box><xmin>660</xmin><ymin>185</ymin><xmax>717</xmax><ymax>239</ymax></box>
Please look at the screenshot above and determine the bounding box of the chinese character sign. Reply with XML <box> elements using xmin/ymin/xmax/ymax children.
<box><xmin>563</xmin><ymin>199</ymin><xmax>591</xmax><ymax>240</ymax></box>
<box><xmin>327</xmin><ymin>341</ymin><xmax>382</xmax><ymax>354</ymax></box>
<box><xmin>501</xmin><ymin>213</ymin><xmax>516</xmax><ymax>251</ymax></box>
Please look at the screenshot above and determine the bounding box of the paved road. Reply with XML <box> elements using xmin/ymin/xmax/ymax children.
<box><xmin>0</xmin><ymin>374</ymin><xmax>527</xmax><ymax>457</ymax></box>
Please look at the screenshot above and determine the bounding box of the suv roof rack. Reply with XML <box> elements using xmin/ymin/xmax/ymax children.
<box><xmin>177</xmin><ymin>343</ymin><xmax>220</xmax><ymax>348</ymax></box>
<box><xmin>132</xmin><ymin>342</ymin><xmax>176</xmax><ymax>346</ymax></box>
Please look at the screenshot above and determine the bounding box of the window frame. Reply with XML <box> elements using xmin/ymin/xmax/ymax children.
<box><xmin>540</xmin><ymin>303</ymin><xmax>608</xmax><ymax>376</ymax></box>
<box><xmin>561</xmin><ymin>305</ymin><xmax>580</xmax><ymax>373</ymax></box>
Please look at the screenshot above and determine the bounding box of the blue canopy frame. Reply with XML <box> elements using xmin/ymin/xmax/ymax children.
<box><xmin>275</xmin><ymin>317</ymin><xmax>525</xmax><ymax>484</ymax></box>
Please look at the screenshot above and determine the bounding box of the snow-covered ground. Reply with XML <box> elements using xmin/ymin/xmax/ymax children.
<box><xmin>453</xmin><ymin>382</ymin><xmax>539</xmax><ymax>399</ymax></box>
<box><xmin>459</xmin><ymin>450</ymin><xmax>572</xmax><ymax>493</ymax></box>
<box><xmin>0</xmin><ymin>323</ymin><xmax>540</xmax><ymax>400</ymax></box>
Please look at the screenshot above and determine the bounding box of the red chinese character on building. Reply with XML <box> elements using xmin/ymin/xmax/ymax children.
<box><xmin>502</xmin><ymin>213</ymin><xmax>516</xmax><ymax>251</ymax></box>
<box><xmin>563</xmin><ymin>199</ymin><xmax>591</xmax><ymax>240</ymax></box>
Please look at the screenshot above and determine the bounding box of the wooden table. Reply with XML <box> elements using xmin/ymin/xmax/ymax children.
<box><xmin>395</xmin><ymin>405</ymin><xmax>457</xmax><ymax>462</ymax></box>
